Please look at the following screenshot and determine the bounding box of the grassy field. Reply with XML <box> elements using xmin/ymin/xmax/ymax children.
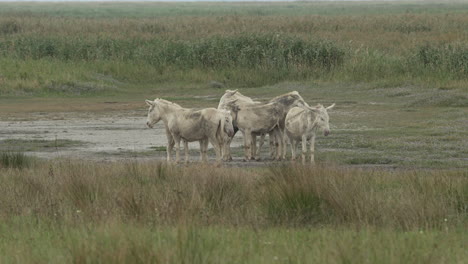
<box><xmin>0</xmin><ymin>161</ymin><xmax>466</xmax><ymax>263</ymax></box>
<box><xmin>0</xmin><ymin>1</ymin><xmax>467</xmax><ymax>96</ymax></box>
<box><xmin>0</xmin><ymin>2</ymin><xmax>467</xmax><ymax>263</ymax></box>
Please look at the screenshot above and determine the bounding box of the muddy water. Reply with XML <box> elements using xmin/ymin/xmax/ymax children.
<box><xmin>0</xmin><ymin>113</ymin><xmax>246</xmax><ymax>162</ymax></box>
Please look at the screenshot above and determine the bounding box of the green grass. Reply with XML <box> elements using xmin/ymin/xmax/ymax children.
<box><xmin>0</xmin><ymin>152</ymin><xmax>34</xmax><ymax>169</ymax></box>
<box><xmin>1</xmin><ymin>223</ymin><xmax>466</xmax><ymax>264</ymax></box>
<box><xmin>0</xmin><ymin>139</ymin><xmax>86</xmax><ymax>152</ymax></box>
<box><xmin>148</xmin><ymin>146</ymin><xmax>167</xmax><ymax>152</ymax></box>
<box><xmin>0</xmin><ymin>2</ymin><xmax>467</xmax><ymax>96</ymax></box>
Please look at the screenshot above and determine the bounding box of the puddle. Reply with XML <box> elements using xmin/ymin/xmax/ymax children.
<box><xmin>0</xmin><ymin>113</ymin><xmax>246</xmax><ymax>162</ymax></box>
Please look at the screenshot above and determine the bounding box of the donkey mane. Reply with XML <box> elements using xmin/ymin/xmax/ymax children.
<box><xmin>269</xmin><ymin>91</ymin><xmax>300</xmax><ymax>101</ymax></box>
<box><xmin>155</xmin><ymin>98</ymin><xmax>182</xmax><ymax>107</ymax></box>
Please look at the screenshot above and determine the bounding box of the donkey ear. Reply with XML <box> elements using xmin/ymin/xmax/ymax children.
<box><xmin>326</xmin><ymin>103</ymin><xmax>335</xmax><ymax>110</ymax></box>
<box><xmin>145</xmin><ymin>100</ymin><xmax>154</xmax><ymax>106</ymax></box>
<box><xmin>225</xmin><ymin>89</ymin><xmax>237</xmax><ymax>95</ymax></box>
<box><xmin>307</xmin><ymin>106</ymin><xmax>321</xmax><ymax>113</ymax></box>
<box><xmin>225</xmin><ymin>99</ymin><xmax>238</xmax><ymax>108</ymax></box>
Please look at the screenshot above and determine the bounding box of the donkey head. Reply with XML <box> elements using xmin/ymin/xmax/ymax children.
<box><xmin>145</xmin><ymin>99</ymin><xmax>162</xmax><ymax>128</ymax></box>
<box><xmin>308</xmin><ymin>103</ymin><xmax>335</xmax><ymax>136</ymax></box>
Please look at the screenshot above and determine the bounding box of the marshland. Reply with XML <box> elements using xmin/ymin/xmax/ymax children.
<box><xmin>0</xmin><ymin>1</ymin><xmax>467</xmax><ymax>263</ymax></box>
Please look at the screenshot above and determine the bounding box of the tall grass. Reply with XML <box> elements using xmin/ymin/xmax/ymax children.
<box><xmin>0</xmin><ymin>3</ymin><xmax>467</xmax><ymax>94</ymax></box>
<box><xmin>0</xmin><ymin>152</ymin><xmax>33</xmax><ymax>169</ymax></box>
<box><xmin>417</xmin><ymin>43</ymin><xmax>468</xmax><ymax>77</ymax></box>
<box><xmin>0</xmin><ymin>160</ymin><xmax>466</xmax><ymax>263</ymax></box>
<box><xmin>265</xmin><ymin>165</ymin><xmax>467</xmax><ymax>229</ymax></box>
<box><xmin>1</xmin><ymin>160</ymin><xmax>465</xmax><ymax>229</ymax></box>
<box><xmin>1</xmin><ymin>35</ymin><xmax>344</xmax><ymax>71</ymax></box>
<box><xmin>2</xmin><ymin>221</ymin><xmax>465</xmax><ymax>264</ymax></box>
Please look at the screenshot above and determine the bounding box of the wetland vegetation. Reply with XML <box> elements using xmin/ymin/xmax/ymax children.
<box><xmin>0</xmin><ymin>2</ymin><xmax>466</xmax><ymax>263</ymax></box>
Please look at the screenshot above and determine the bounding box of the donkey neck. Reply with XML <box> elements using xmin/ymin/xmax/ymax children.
<box><xmin>307</xmin><ymin>110</ymin><xmax>320</xmax><ymax>132</ymax></box>
<box><xmin>156</xmin><ymin>101</ymin><xmax>182</xmax><ymax>124</ymax></box>
<box><xmin>271</xmin><ymin>94</ymin><xmax>304</xmax><ymax>108</ymax></box>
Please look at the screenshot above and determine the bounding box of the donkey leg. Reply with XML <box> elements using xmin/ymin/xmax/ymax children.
<box><xmin>199</xmin><ymin>140</ymin><xmax>205</xmax><ymax>161</ymax></box>
<box><xmin>243</xmin><ymin>131</ymin><xmax>252</xmax><ymax>161</ymax></box>
<box><xmin>310</xmin><ymin>134</ymin><xmax>316</xmax><ymax>165</ymax></box>
<box><xmin>269</xmin><ymin>133</ymin><xmax>276</xmax><ymax>160</ymax></box>
<box><xmin>221</xmin><ymin>137</ymin><xmax>227</xmax><ymax>161</ymax></box>
<box><xmin>224</xmin><ymin>137</ymin><xmax>231</xmax><ymax>161</ymax></box>
<box><xmin>282</xmin><ymin>130</ymin><xmax>288</xmax><ymax>160</ymax></box>
<box><xmin>293</xmin><ymin>140</ymin><xmax>300</xmax><ymax>161</ymax></box>
<box><xmin>283</xmin><ymin>135</ymin><xmax>292</xmax><ymax>160</ymax></box>
<box><xmin>224</xmin><ymin>135</ymin><xmax>234</xmax><ymax>161</ymax></box>
<box><xmin>208</xmin><ymin>135</ymin><xmax>222</xmax><ymax>162</ymax></box>
<box><xmin>165</xmin><ymin>129</ymin><xmax>174</xmax><ymax>162</ymax></box>
<box><xmin>202</xmin><ymin>139</ymin><xmax>209</xmax><ymax>162</ymax></box>
<box><xmin>251</xmin><ymin>135</ymin><xmax>257</xmax><ymax>160</ymax></box>
<box><xmin>301</xmin><ymin>135</ymin><xmax>307</xmax><ymax>165</ymax></box>
<box><xmin>275</xmin><ymin>129</ymin><xmax>284</xmax><ymax>161</ymax></box>
<box><xmin>218</xmin><ymin>134</ymin><xmax>226</xmax><ymax>161</ymax></box>
<box><xmin>184</xmin><ymin>140</ymin><xmax>189</xmax><ymax>164</ymax></box>
<box><xmin>174</xmin><ymin>136</ymin><xmax>181</xmax><ymax>163</ymax></box>
<box><xmin>256</xmin><ymin>134</ymin><xmax>265</xmax><ymax>160</ymax></box>
<box><xmin>290</xmin><ymin>138</ymin><xmax>296</xmax><ymax>161</ymax></box>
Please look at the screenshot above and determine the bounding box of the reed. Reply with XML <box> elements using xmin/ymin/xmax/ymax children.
<box><xmin>0</xmin><ymin>152</ymin><xmax>33</xmax><ymax>169</ymax></box>
<box><xmin>1</xmin><ymin>160</ymin><xmax>465</xmax><ymax>229</ymax></box>
<box><xmin>0</xmin><ymin>3</ymin><xmax>467</xmax><ymax>94</ymax></box>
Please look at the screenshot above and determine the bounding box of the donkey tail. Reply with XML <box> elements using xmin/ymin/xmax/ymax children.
<box><xmin>216</xmin><ymin>117</ymin><xmax>225</xmax><ymax>145</ymax></box>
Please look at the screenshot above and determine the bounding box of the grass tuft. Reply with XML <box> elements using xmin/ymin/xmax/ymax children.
<box><xmin>0</xmin><ymin>152</ymin><xmax>33</xmax><ymax>169</ymax></box>
<box><xmin>262</xmin><ymin>166</ymin><xmax>326</xmax><ymax>225</ymax></box>
<box><xmin>0</xmin><ymin>19</ymin><xmax>21</xmax><ymax>35</ymax></box>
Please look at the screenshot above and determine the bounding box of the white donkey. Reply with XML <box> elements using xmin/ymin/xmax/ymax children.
<box><xmin>218</xmin><ymin>89</ymin><xmax>307</xmax><ymax>161</ymax></box>
<box><xmin>217</xmin><ymin>89</ymin><xmax>262</xmax><ymax>160</ymax></box>
<box><xmin>257</xmin><ymin>91</ymin><xmax>309</xmax><ymax>160</ymax></box>
<box><xmin>285</xmin><ymin>104</ymin><xmax>335</xmax><ymax>164</ymax></box>
<box><xmin>226</xmin><ymin>102</ymin><xmax>284</xmax><ymax>161</ymax></box>
<box><xmin>146</xmin><ymin>98</ymin><xmax>234</xmax><ymax>163</ymax></box>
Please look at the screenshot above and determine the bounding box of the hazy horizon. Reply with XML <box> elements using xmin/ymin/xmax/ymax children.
<box><xmin>0</xmin><ymin>0</ymin><xmax>426</xmax><ymax>2</ymax></box>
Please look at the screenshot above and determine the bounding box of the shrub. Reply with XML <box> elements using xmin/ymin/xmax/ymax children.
<box><xmin>0</xmin><ymin>34</ymin><xmax>345</xmax><ymax>71</ymax></box>
<box><xmin>261</xmin><ymin>166</ymin><xmax>327</xmax><ymax>225</ymax></box>
<box><xmin>0</xmin><ymin>152</ymin><xmax>32</xmax><ymax>169</ymax></box>
<box><xmin>0</xmin><ymin>20</ymin><xmax>21</xmax><ymax>35</ymax></box>
<box><xmin>417</xmin><ymin>43</ymin><xmax>468</xmax><ymax>76</ymax></box>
